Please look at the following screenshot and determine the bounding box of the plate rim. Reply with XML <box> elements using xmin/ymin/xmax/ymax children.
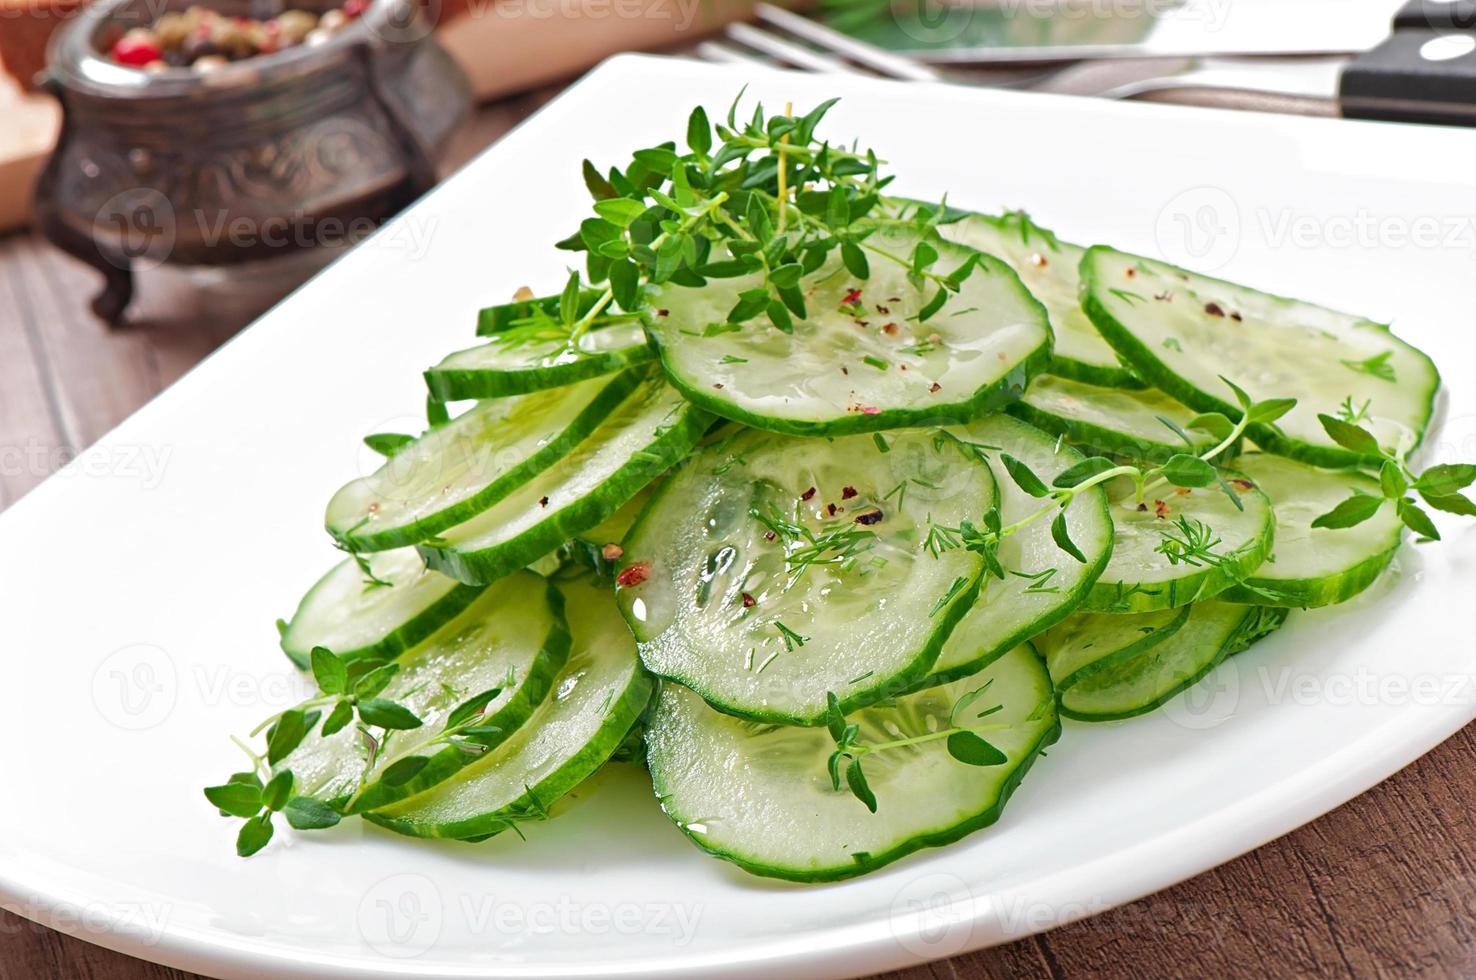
<box><xmin>3</xmin><ymin>52</ymin><xmax>1474</xmax><ymax>980</ymax></box>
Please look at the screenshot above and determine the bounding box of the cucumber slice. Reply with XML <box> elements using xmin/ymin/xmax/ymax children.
<box><xmin>475</xmin><ymin>287</ymin><xmax>607</xmax><ymax>337</ymax></box>
<box><xmin>932</xmin><ymin>209</ymin><xmax>1142</xmax><ymax>388</ymax></box>
<box><xmin>921</xmin><ymin>414</ymin><xmax>1113</xmax><ymax>686</ymax></box>
<box><xmin>425</xmin><ymin>323</ymin><xmax>655</xmax><ymax>402</ymax></box>
<box><xmin>1036</xmin><ymin>606</ymin><xmax>1190</xmax><ymax>692</ymax></box>
<box><xmin>645</xmin><ymin>643</ymin><xmax>1059</xmax><ymax>882</ymax></box>
<box><xmin>1059</xmin><ymin>603</ymin><xmax>1289</xmax><ymax>721</ymax></box>
<box><xmin>365</xmin><ymin>575</ymin><xmax>652</xmax><ymax>840</ymax></box>
<box><xmin>618</xmin><ymin>427</ymin><xmax>994</xmax><ymax>726</ymax></box>
<box><xmin>1086</xmin><ymin>471</ymin><xmax>1274</xmax><ymax>613</ymax></box>
<box><xmin>1008</xmin><ymin>373</ymin><xmax>1217</xmax><ymax>465</ymax></box>
<box><xmin>418</xmin><ymin>375</ymin><xmax>711</xmax><ymax>586</ymax></box>
<box><xmin>1220</xmin><ymin>453</ymin><xmax>1402</xmax><ymax>608</ymax></box>
<box><xmin>645</xmin><ymin>225</ymin><xmax>1052</xmax><ymax>436</ymax></box>
<box><xmin>326</xmin><ymin>372</ymin><xmax>641</xmax><ymax>552</ymax></box>
<box><xmin>283</xmin><ymin>571</ymin><xmax>569</xmax><ymax>812</ymax></box>
<box><xmin>278</xmin><ymin>549</ymin><xmax>483</xmax><ymax>669</ymax></box>
<box><xmin>1080</xmin><ymin>246</ymin><xmax>1440</xmax><ymax>467</ymax></box>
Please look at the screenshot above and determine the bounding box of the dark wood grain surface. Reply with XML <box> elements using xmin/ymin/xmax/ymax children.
<box><xmin>2</xmin><ymin>92</ymin><xmax>1473</xmax><ymax>980</ymax></box>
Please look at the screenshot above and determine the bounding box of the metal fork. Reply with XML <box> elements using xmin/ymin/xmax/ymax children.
<box><xmin>697</xmin><ymin>4</ymin><xmax>943</xmax><ymax>81</ymax></box>
<box><xmin>698</xmin><ymin>4</ymin><xmax>1090</xmax><ymax>90</ymax></box>
<box><xmin>696</xmin><ymin>5</ymin><xmax>1345</xmax><ymax>110</ymax></box>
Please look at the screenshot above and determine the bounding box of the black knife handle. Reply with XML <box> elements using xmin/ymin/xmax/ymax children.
<box><xmin>1394</xmin><ymin>0</ymin><xmax>1476</xmax><ymax>29</ymax></box>
<box><xmin>1341</xmin><ymin>29</ymin><xmax>1476</xmax><ymax>125</ymax></box>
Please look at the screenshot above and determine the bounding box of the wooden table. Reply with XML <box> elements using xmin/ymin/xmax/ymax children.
<box><xmin>2</xmin><ymin>91</ymin><xmax>1474</xmax><ymax>980</ymax></box>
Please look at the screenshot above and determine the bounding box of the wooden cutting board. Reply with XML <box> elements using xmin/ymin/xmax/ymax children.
<box><xmin>0</xmin><ymin>74</ymin><xmax>59</xmax><ymax>234</ymax></box>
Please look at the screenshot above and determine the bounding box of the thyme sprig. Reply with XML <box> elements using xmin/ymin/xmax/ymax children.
<box><xmin>1310</xmin><ymin>415</ymin><xmax>1476</xmax><ymax>539</ymax></box>
<box><xmin>925</xmin><ymin>377</ymin><xmax>1293</xmax><ymax>574</ymax></box>
<box><xmin>823</xmin><ymin>689</ymin><xmax>1011</xmax><ymax>813</ymax></box>
<box><xmin>482</xmin><ymin>279</ymin><xmax>646</xmax><ymax>354</ymax></box>
<box><xmin>205</xmin><ymin>645</ymin><xmax>510</xmax><ymax>856</ymax></box>
<box><xmin>551</xmin><ymin>93</ymin><xmax>982</xmax><ymax>343</ymax></box>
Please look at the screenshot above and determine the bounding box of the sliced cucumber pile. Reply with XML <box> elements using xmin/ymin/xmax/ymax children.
<box><xmin>618</xmin><ymin>427</ymin><xmax>994</xmax><ymax>724</ymax></box>
<box><xmin>1008</xmin><ymin>373</ymin><xmax>1218</xmax><ymax>465</ymax></box>
<box><xmin>1056</xmin><ymin>603</ymin><xmax>1289</xmax><ymax>721</ymax></box>
<box><xmin>211</xmin><ymin>99</ymin><xmax>1461</xmax><ymax>884</ymax></box>
<box><xmin>933</xmin><ymin>209</ymin><xmax>1142</xmax><ymax>388</ymax></box>
<box><xmin>646</xmin><ymin>225</ymin><xmax>1052</xmax><ymax>436</ymax></box>
<box><xmin>277</xmin><ymin>549</ymin><xmax>483</xmax><ymax>669</ymax></box>
<box><xmin>1220</xmin><ymin>453</ymin><xmax>1403</xmax><ymax>608</ymax></box>
<box><xmin>281</xmin><ymin>571</ymin><xmax>569</xmax><ymax>812</ymax></box>
<box><xmin>326</xmin><ymin>372</ymin><xmax>640</xmax><ymax>552</ymax></box>
<box><xmin>645</xmin><ymin>643</ymin><xmax>1058</xmax><ymax>882</ymax></box>
<box><xmin>922</xmin><ymin>413</ymin><xmax>1113</xmax><ymax>686</ymax></box>
<box><xmin>1080</xmin><ymin>246</ymin><xmax>1440</xmax><ymax>467</ymax></box>
<box><xmin>1087</xmin><ymin>472</ymin><xmax>1274</xmax><ymax>613</ymax></box>
<box><xmin>367</xmin><ymin>575</ymin><xmax>652</xmax><ymax>840</ymax></box>
<box><xmin>419</xmin><ymin>374</ymin><xmax>711</xmax><ymax>585</ymax></box>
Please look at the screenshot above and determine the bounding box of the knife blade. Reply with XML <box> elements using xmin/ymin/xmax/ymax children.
<box><xmin>1393</xmin><ymin>0</ymin><xmax>1476</xmax><ymax>29</ymax></box>
<box><xmin>1032</xmin><ymin>11</ymin><xmax>1476</xmax><ymax>129</ymax></box>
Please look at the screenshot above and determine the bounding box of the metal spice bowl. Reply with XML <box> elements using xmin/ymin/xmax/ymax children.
<box><xmin>34</xmin><ymin>0</ymin><xmax>470</xmax><ymax>324</ymax></box>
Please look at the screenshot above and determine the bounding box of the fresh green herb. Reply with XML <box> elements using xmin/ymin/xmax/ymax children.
<box><xmin>1153</xmin><ymin>516</ymin><xmax>1225</xmax><ymax>568</ymax></box>
<box><xmin>928</xmin><ymin>575</ymin><xmax>970</xmax><ymax>617</ymax></box>
<box><xmin>923</xmin><ymin>519</ymin><xmax>962</xmax><ymax>558</ymax></box>
<box><xmin>930</xmin><ymin>429</ymin><xmax>995</xmax><ymax>466</ymax></box>
<box><xmin>553</xmin><ymin>94</ymin><xmax>971</xmax><ymax>348</ymax></box>
<box><xmin>338</xmin><ymin>542</ymin><xmax>392</xmax><ymax>592</ymax></box>
<box><xmin>1011</xmin><ymin>567</ymin><xmax>1061</xmax><ymax>594</ymax></box>
<box><xmin>205</xmin><ymin>645</ymin><xmax>516</xmax><ymax>855</ymax></box>
<box><xmin>1310</xmin><ymin>414</ymin><xmax>1476</xmax><ymax>540</ymax></box>
<box><xmin>1051</xmin><ymin>510</ymin><xmax>1087</xmax><ymax>564</ymax></box>
<box><xmin>774</xmin><ymin>621</ymin><xmax>809</xmax><ymax>651</ymax></box>
<box><xmin>363</xmin><ymin>433</ymin><xmax>415</xmax><ymax>459</ymax></box>
<box><xmin>1000</xmin><ymin>453</ymin><xmax>1049</xmax><ymax>498</ymax></box>
<box><xmin>1336</xmin><ymin>395</ymin><xmax>1373</xmax><ymax>425</ymax></box>
<box><xmin>882</xmin><ymin>480</ymin><xmax>908</xmax><ymax>513</ymax></box>
<box><xmin>997</xmin><ymin>209</ymin><xmax>1060</xmax><ymax>250</ymax></box>
<box><xmin>823</xmin><ymin>685</ymin><xmax>1023</xmax><ymax>813</ymax></box>
<box><xmin>1156</xmin><ymin>415</ymin><xmax>1199</xmax><ymax>451</ymax></box>
<box><xmin>751</xmin><ymin>506</ymin><xmax>878</xmax><ymax>584</ymax></box>
<box><xmin>943</xmin><ymin>378</ymin><xmax>1290</xmax><ymax>575</ymax></box>
<box><xmin>1340</xmin><ymin>350</ymin><xmax>1397</xmax><ymax>382</ymax></box>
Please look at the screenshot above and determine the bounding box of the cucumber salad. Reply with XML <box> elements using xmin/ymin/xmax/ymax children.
<box><xmin>206</xmin><ymin>96</ymin><xmax>1473</xmax><ymax>883</ymax></box>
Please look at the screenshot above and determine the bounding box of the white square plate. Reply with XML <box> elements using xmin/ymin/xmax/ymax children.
<box><xmin>2</xmin><ymin>54</ymin><xmax>1474</xmax><ymax>979</ymax></box>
